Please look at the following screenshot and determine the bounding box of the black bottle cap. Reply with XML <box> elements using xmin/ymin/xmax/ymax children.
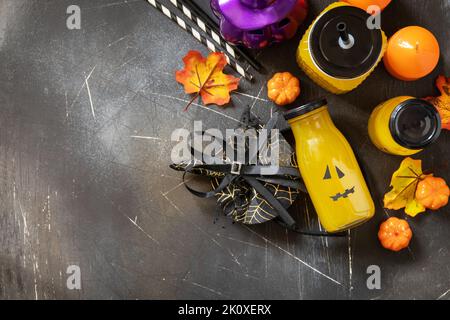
<box><xmin>310</xmin><ymin>6</ymin><xmax>383</xmax><ymax>79</ymax></box>
<box><xmin>390</xmin><ymin>99</ymin><xmax>442</xmax><ymax>149</ymax></box>
<box><xmin>284</xmin><ymin>99</ymin><xmax>328</xmax><ymax>121</ymax></box>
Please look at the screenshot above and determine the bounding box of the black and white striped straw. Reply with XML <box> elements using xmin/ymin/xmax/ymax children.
<box><xmin>146</xmin><ymin>0</ymin><xmax>253</xmax><ymax>81</ymax></box>
<box><xmin>168</xmin><ymin>0</ymin><xmax>237</xmax><ymax>58</ymax></box>
<box><xmin>179</xmin><ymin>0</ymin><xmax>263</xmax><ymax>72</ymax></box>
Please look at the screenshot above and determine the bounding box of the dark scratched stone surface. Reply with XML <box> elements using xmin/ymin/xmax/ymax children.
<box><xmin>0</xmin><ymin>0</ymin><xmax>449</xmax><ymax>299</ymax></box>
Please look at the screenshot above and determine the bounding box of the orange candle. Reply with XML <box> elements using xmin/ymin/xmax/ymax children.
<box><xmin>341</xmin><ymin>0</ymin><xmax>392</xmax><ymax>11</ymax></box>
<box><xmin>383</xmin><ymin>26</ymin><xmax>440</xmax><ymax>81</ymax></box>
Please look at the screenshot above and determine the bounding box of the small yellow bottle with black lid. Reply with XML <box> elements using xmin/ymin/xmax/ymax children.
<box><xmin>284</xmin><ymin>99</ymin><xmax>375</xmax><ymax>233</ymax></box>
<box><xmin>296</xmin><ymin>2</ymin><xmax>387</xmax><ymax>94</ymax></box>
<box><xmin>368</xmin><ymin>96</ymin><xmax>442</xmax><ymax>156</ymax></box>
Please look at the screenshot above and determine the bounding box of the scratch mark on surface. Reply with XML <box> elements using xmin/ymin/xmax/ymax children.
<box><xmin>105</xmin><ymin>34</ymin><xmax>130</xmax><ymax>49</ymax></box>
<box><xmin>44</xmin><ymin>187</ymin><xmax>51</xmax><ymax>232</ymax></box>
<box><xmin>124</xmin><ymin>215</ymin><xmax>160</xmax><ymax>245</ymax></box>
<box><xmin>235</xmin><ymin>91</ymin><xmax>269</xmax><ymax>102</ymax></box>
<box><xmin>348</xmin><ymin>230</ymin><xmax>353</xmax><ymax>295</ymax></box>
<box><xmin>211</xmin><ymin>238</ymin><xmax>241</xmax><ymax>266</ymax></box>
<box><xmin>183</xmin><ymin>279</ymin><xmax>224</xmax><ymax>297</ymax></box>
<box><xmin>264</xmin><ymin>236</ymin><xmax>268</xmax><ymax>279</ymax></box>
<box><xmin>437</xmin><ymin>289</ymin><xmax>450</xmax><ymax>300</ymax></box>
<box><xmin>318</xmin><ymin>220</ymin><xmax>331</xmax><ymax>274</ymax></box>
<box><xmin>65</xmin><ymin>90</ymin><xmax>69</xmax><ymax>118</ymax></box>
<box><xmin>145</xmin><ymin>92</ymin><xmax>242</xmax><ymax>123</ymax></box>
<box><xmin>162</xmin><ymin>177</ymin><xmax>193</xmax><ymax>196</ymax></box>
<box><xmin>161</xmin><ymin>173</ymin><xmax>185</xmax><ymax>181</ymax></box>
<box><xmin>69</xmin><ymin>81</ymin><xmax>86</xmax><ymax>109</ymax></box>
<box><xmin>244</xmin><ymin>226</ymin><xmax>342</xmax><ymax>286</ymax></box>
<box><xmin>130</xmin><ymin>135</ymin><xmax>162</xmax><ymax>141</ymax></box>
<box><xmin>305</xmin><ymin>201</ymin><xmax>311</xmax><ymax>228</ymax></box>
<box><xmin>18</xmin><ymin>201</ymin><xmax>29</xmax><ymax>242</ymax></box>
<box><xmin>215</xmin><ymin>233</ymin><xmax>265</xmax><ymax>249</ymax></box>
<box><xmin>32</xmin><ymin>254</ymin><xmax>39</xmax><ymax>300</ymax></box>
<box><xmin>113</xmin><ymin>53</ymin><xmax>142</xmax><ymax>71</ymax></box>
<box><xmin>250</xmin><ymin>85</ymin><xmax>264</xmax><ymax>111</ymax></box>
<box><xmin>318</xmin><ymin>221</ymin><xmax>329</xmax><ymax>248</ymax></box>
<box><xmin>218</xmin><ymin>266</ymin><xmax>260</xmax><ymax>280</ymax></box>
<box><xmin>85</xmin><ymin>66</ymin><xmax>96</xmax><ymax>119</ymax></box>
<box><xmin>12</xmin><ymin>182</ymin><xmax>20</xmax><ymax>229</ymax></box>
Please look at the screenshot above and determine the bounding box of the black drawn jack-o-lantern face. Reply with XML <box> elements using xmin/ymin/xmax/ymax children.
<box><xmin>323</xmin><ymin>165</ymin><xmax>355</xmax><ymax>202</ymax></box>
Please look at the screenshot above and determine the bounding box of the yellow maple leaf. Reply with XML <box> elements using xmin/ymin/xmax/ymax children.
<box><xmin>383</xmin><ymin>157</ymin><xmax>429</xmax><ymax>217</ymax></box>
<box><xmin>175</xmin><ymin>50</ymin><xmax>239</xmax><ymax>110</ymax></box>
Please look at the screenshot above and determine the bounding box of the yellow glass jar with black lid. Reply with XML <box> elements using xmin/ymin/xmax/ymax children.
<box><xmin>296</xmin><ymin>2</ymin><xmax>387</xmax><ymax>94</ymax></box>
<box><xmin>368</xmin><ymin>96</ymin><xmax>442</xmax><ymax>156</ymax></box>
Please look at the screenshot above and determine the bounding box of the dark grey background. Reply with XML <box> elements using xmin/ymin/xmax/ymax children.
<box><xmin>0</xmin><ymin>0</ymin><xmax>449</xmax><ymax>299</ymax></box>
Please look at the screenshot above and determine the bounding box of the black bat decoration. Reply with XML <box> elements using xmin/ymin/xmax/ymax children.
<box><xmin>330</xmin><ymin>187</ymin><xmax>355</xmax><ymax>201</ymax></box>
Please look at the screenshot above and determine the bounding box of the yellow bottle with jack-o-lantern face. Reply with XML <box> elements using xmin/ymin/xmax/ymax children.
<box><xmin>285</xmin><ymin>99</ymin><xmax>375</xmax><ymax>233</ymax></box>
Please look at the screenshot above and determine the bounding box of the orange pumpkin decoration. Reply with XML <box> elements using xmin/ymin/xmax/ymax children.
<box><xmin>415</xmin><ymin>176</ymin><xmax>450</xmax><ymax>210</ymax></box>
<box><xmin>267</xmin><ymin>72</ymin><xmax>300</xmax><ymax>106</ymax></box>
<box><xmin>378</xmin><ymin>217</ymin><xmax>412</xmax><ymax>252</ymax></box>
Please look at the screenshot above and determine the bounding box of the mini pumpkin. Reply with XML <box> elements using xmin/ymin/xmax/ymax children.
<box><xmin>415</xmin><ymin>176</ymin><xmax>449</xmax><ymax>210</ymax></box>
<box><xmin>378</xmin><ymin>217</ymin><xmax>412</xmax><ymax>252</ymax></box>
<box><xmin>267</xmin><ymin>72</ymin><xmax>300</xmax><ymax>106</ymax></box>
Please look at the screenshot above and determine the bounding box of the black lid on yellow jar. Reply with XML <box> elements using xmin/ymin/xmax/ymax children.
<box><xmin>309</xmin><ymin>6</ymin><xmax>383</xmax><ymax>79</ymax></box>
<box><xmin>284</xmin><ymin>99</ymin><xmax>328</xmax><ymax>120</ymax></box>
<box><xmin>390</xmin><ymin>99</ymin><xmax>442</xmax><ymax>150</ymax></box>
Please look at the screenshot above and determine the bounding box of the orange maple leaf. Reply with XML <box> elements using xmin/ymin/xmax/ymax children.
<box><xmin>175</xmin><ymin>51</ymin><xmax>239</xmax><ymax>110</ymax></box>
<box><xmin>425</xmin><ymin>75</ymin><xmax>450</xmax><ymax>131</ymax></box>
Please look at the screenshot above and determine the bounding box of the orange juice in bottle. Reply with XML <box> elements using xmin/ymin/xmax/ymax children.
<box><xmin>284</xmin><ymin>99</ymin><xmax>375</xmax><ymax>232</ymax></box>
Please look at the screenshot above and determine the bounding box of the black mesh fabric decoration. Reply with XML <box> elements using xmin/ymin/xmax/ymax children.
<box><xmin>210</xmin><ymin>153</ymin><xmax>300</xmax><ymax>225</ymax></box>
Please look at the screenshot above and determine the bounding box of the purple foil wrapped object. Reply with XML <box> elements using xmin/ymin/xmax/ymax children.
<box><xmin>211</xmin><ymin>0</ymin><xmax>308</xmax><ymax>49</ymax></box>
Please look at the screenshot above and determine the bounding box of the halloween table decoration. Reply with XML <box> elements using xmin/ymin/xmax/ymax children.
<box><xmin>368</xmin><ymin>96</ymin><xmax>442</xmax><ymax>156</ymax></box>
<box><xmin>296</xmin><ymin>2</ymin><xmax>387</xmax><ymax>94</ymax></box>
<box><xmin>175</xmin><ymin>50</ymin><xmax>240</xmax><ymax>109</ymax></box>
<box><xmin>383</xmin><ymin>157</ymin><xmax>426</xmax><ymax>217</ymax></box>
<box><xmin>211</xmin><ymin>0</ymin><xmax>308</xmax><ymax>49</ymax></box>
<box><xmin>170</xmin><ymin>109</ymin><xmax>345</xmax><ymax>237</ymax></box>
<box><xmin>146</xmin><ymin>0</ymin><xmax>253</xmax><ymax>80</ymax></box>
<box><xmin>267</xmin><ymin>72</ymin><xmax>301</xmax><ymax>106</ymax></box>
<box><xmin>378</xmin><ymin>217</ymin><xmax>412</xmax><ymax>252</ymax></box>
<box><xmin>416</xmin><ymin>176</ymin><xmax>449</xmax><ymax>211</ymax></box>
<box><xmin>384</xmin><ymin>26</ymin><xmax>440</xmax><ymax>81</ymax></box>
<box><xmin>284</xmin><ymin>99</ymin><xmax>375</xmax><ymax>233</ymax></box>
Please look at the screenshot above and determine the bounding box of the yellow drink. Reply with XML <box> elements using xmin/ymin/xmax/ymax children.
<box><xmin>296</xmin><ymin>2</ymin><xmax>387</xmax><ymax>94</ymax></box>
<box><xmin>368</xmin><ymin>96</ymin><xmax>442</xmax><ymax>156</ymax></box>
<box><xmin>285</xmin><ymin>99</ymin><xmax>375</xmax><ymax>232</ymax></box>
